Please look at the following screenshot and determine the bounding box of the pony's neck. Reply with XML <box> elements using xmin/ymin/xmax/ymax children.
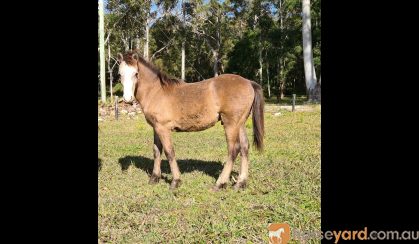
<box><xmin>135</xmin><ymin>61</ymin><xmax>161</xmax><ymax>109</ymax></box>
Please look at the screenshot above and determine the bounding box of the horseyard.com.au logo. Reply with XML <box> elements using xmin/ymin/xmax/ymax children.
<box><xmin>268</xmin><ymin>223</ymin><xmax>291</xmax><ymax>244</ymax></box>
<box><xmin>268</xmin><ymin>224</ymin><xmax>419</xmax><ymax>243</ymax></box>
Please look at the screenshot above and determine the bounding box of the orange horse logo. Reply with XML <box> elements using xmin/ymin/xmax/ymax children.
<box><xmin>268</xmin><ymin>223</ymin><xmax>290</xmax><ymax>244</ymax></box>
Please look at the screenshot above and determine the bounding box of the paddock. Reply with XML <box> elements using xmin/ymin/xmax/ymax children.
<box><xmin>98</xmin><ymin>104</ymin><xmax>320</xmax><ymax>242</ymax></box>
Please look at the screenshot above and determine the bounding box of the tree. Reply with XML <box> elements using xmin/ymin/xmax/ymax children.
<box><xmin>101</xmin><ymin>0</ymin><xmax>321</xmax><ymax>101</ymax></box>
<box><xmin>302</xmin><ymin>0</ymin><xmax>320</xmax><ymax>102</ymax></box>
<box><xmin>226</xmin><ymin>31</ymin><xmax>260</xmax><ymax>80</ymax></box>
<box><xmin>270</xmin><ymin>0</ymin><xmax>303</xmax><ymax>101</ymax></box>
<box><xmin>276</xmin><ymin>0</ymin><xmax>286</xmax><ymax>100</ymax></box>
<box><xmin>99</xmin><ymin>0</ymin><xmax>106</xmax><ymax>103</ymax></box>
<box><xmin>181</xmin><ymin>0</ymin><xmax>186</xmax><ymax>80</ymax></box>
<box><xmin>189</xmin><ymin>0</ymin><xmax>233</xmax><ymax>77</ymax></box>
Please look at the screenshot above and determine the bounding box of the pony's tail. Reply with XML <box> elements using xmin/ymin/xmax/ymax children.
<box><xmin>251</xmin><ymin>81</ymin><xmax>265</xmax><ymax>152</ymax></box>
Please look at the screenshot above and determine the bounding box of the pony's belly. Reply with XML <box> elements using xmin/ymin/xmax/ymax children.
<box><xmin>173</xmin><ymin>113</ymin><xmax>219</xmax><ymax>132</ymax></box>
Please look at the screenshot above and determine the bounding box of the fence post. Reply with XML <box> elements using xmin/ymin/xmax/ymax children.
<box><xmin>292</xmin><ymin>94</ymin><xmax>296</xmax><ymax>112</ymax></box>
<box><xmin>115</xmin><ymin>96</ymin><xmax>119</xmax><ymax>120</ymax></box>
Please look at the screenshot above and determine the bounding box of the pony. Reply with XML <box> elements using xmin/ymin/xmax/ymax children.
<box><xmin>117</xmin><ymin>51</ymin><xmax>264</xmax><ymax>190</ymax></box>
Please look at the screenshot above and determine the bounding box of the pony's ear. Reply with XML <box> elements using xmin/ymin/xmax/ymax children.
<box><xmin>117</xmin><ymin>53</ymin><xmax>123</xmax><ymax>62</ymax></box>
<box><xmin>132</xmin><ymin>53</ymin><xmax>139</xmax><ymax>61</ymax></box>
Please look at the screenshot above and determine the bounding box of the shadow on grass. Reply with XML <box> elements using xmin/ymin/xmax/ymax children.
<box><xmin>118</xmin><ymin>156</ymin><xmax>223</xmax><ymax>183</ymax></box>
<box><xmin>98</xmin><ymin>158</ymin><xmax>102</xmax><ymax>172</ymax></box>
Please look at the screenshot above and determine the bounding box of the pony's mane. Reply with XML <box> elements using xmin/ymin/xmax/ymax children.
<box><xmin>123</xmin><ymin>51</ymin><xmax>182</xmax><ymax>87</ymax></box>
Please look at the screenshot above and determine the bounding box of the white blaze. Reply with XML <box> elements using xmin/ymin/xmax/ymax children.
<box><xmin>119</xmin><ymin>62</ymin><xmax>137</xmax><ymax>102</ymax></box>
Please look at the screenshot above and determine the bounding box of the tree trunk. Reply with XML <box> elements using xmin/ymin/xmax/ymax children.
<box><xmin>281</xmin><ymin>59</ymin><xmax>286</xmax><ymax>100</ymax></box>
<box><xmin>276</xmin><ymin>62</ymin><xmax>281</xmax><ymax>103</ymax></box>
<box><xmin>212</xmin><ymin>49</ymin><xmax>218</xmax><ymax>77</ymax></box>
<box><xmin>279</xmin><ymin>0</ymin><xmax>283</xmax><ymax>29</ymax></box>
<box><xmin>181</xmin><ymin>42</ymin><xmax>185</xmax><ymax>80</ymax></box>
<box><xmin>278</xmin><ymin>78</ymin><xmax>285</xmax><ymax>101</ymax></box>
<box><xmin>239</xmin><ymin>20</ymin><xmax>243</xmax><ymax>38</ymax></box>
<box><xmin>259</xmin><ymin>35</ymin><xmax>263</xmax><ymax>85</ymax></box>
<box><xmin>213</xmin><ymin>13</ymin><xmax>220</xmax><ymax>77</ymax></box>
<box><xmin>280</xmin><ymin>82</ymin><xmax>285</xmax><ymax>100</ymax></box>
<box><xmin>277</xmin><ymin>0</ymin><xmax>284</xmax><ymax>102</ymax></box>
<box><xmin>310</xmin><ymin>64</ymin><xmax>321</xmax><ymax>101</ymax></box>
<box><xmin>144</xmin><ymin>14</ymin><xmax>150</xmax><ymax>61</ymax></box>
<box><xmin>302</xmin><ymin>0</ymin><xmax>319</xmax><ymax>102</ymax></box>
<box><xmin>122</xmin><ymin>36</ymin><xmax>129</xmax><ymax>51</ymax></box>
<box><xmin>135</xmin><ymin>35</ymin><xmax>140</xmax><ymax>50</ymax></box>
<box><xmin>99</xmin><ymin>0</ymin><xmax>106</xmax><ymax>103</ymax></box>
<box><xmin>310</xmin><ymin>82</ymin><xmax>321</xmax><ymax>102</ymax></box>
<box><xmin>181</xmin><ymin>0</ymin><xmax>185</xmax><ymax>80</ymax></box>
<box><xmin>266</xmin><ymin>52</ymin><xmax>270</xmax><ymax>98</ymax></box>
<box><xmin>267</xmin><ymin>65</ymin><xmax>270</xmax><ymax>98</ymax></box>
<box><xmin>277</xmin><ymin>58</ymin><xmax>285</xmax><ymax>101</ymax></box>
<box><xmin>108</xmin><ymin>42</ymin><xmax>113</xmax><ymax>102</ymax></box>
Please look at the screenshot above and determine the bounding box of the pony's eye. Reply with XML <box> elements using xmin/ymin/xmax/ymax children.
<box><xmin>135</xmin><ymin>73</ymin><xmax>138</xmax><ymax>78</ymax></box>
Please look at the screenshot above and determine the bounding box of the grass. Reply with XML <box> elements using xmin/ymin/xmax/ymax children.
<box><xmin>98</xmin><ymin>105</ymin><xmax>321</xmax><ymax>243</ymax></box>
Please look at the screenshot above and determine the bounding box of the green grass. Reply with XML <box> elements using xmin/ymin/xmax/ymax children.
<box><xmin>98</xmin><ymin>105</ymin><xmax>321</xmax><ymax>243</ymax></box>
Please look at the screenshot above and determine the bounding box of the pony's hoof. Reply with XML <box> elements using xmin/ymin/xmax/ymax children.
<box><xmin>210</xmin><ymin>186</ymin><xmax>220</xmax><ymax>192</ymax></box>
<box><xmin>211</xmin><ymin>183</ymin><xmax>227</xmax><ymax>192</ymax></box>
<box><xmin>233</xmin><ymin>181</ymin><xmax>247</xmax><ymax>190</ymax></box>
<box><xmin>170</xmin><ymin>179</ymin><xmax>181</xmax><ymax>190</ymax></box>
<box><xmin>148</xmin><ymin>174</ymin><xmax>160</xmax><ymax>185</ymax></box>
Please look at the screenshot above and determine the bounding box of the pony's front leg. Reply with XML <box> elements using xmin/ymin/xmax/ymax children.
<box><xmin>149</xmin><ymin>129</ymin><xmax>162</xmax><ymax>184</ymax></box>
<box><xmin>155</xmin><ymin>126</ymin><xmax>181</xmax><ymax>189</ymax></box>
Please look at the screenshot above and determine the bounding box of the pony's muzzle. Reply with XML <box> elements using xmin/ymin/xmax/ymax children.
<box><xmin>123</xmin><ymin>97</ymin><xmax>134</xmax><ymax>104</ymax></box>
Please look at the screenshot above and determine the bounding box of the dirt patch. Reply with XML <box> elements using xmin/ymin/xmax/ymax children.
<box><xmin>99</xmin><ymin>101</ymin><xmax>142</xmax><ymax>119</ymax></box>
<box><xmin>265</xmin><ymin>104</ymin><xmax>320</xmax><ymax>113</ymax></box>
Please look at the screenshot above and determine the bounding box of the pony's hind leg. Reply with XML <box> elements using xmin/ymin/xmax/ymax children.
<box><xmin>234</xmin><ymin>126</ymin><xmax>250</xmax><ymax>190</ymax></box>
<box><xmin>213</xmin><ymin>124</ymin><xmax>240</xmax><ymax>191</ymax></box>
<box><xmin>149</xmin><ymin>129</ymin><xmax>163</xmax><ymax>184</ymax></box>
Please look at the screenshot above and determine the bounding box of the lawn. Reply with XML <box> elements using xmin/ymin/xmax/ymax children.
<box><xmin>98</xmin><ymin>104</ymin><xmax>321</xmax><ymax>243</ymax></box>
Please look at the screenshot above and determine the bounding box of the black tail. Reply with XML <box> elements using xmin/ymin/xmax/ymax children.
<box><xmin>251</xmin><ymin>81</ymin><xmax>265</xmax><ymax>152</ymax></box>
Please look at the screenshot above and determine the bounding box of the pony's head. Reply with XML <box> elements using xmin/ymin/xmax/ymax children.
<box><xmin>117</xmin><ymin>51</ymin><xmax>139</xmax><ymax>104</ymax></box>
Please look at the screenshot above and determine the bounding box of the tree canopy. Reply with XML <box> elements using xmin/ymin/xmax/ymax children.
<box><xmin>100</xmin><ymin>0</ymin><xmax>321</xmax><ymax>101</ymax></box>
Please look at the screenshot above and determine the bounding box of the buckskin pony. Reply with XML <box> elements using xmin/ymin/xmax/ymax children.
<box><xmin>117</xmin><ymin>51</ymin><xmax>264</xmax><ymax>191</ymax></box>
